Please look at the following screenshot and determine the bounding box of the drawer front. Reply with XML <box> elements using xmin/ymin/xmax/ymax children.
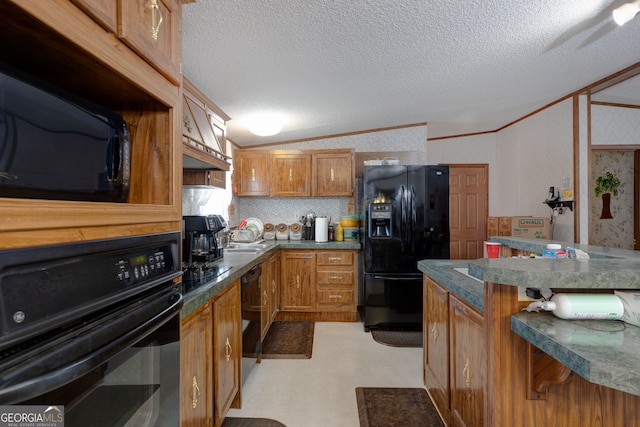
<box><xmin>317</xmin><ymin>270</ymin><xmax>354</xmax><ymax>288</ymax></box>
<box><xmin>317</xmin><ymin>251</ymin><xmax>353</xmax><ymax>266</ymax></box>
<box><xmin>317</xmin><ymin>290</ymin><xmax>354</xmax><ymax>309</ymax></box>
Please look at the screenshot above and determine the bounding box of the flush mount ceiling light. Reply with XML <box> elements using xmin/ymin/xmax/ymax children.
<box><xmin>613</xmin><ymin>0</ymin><xmax>640</xmax><ymax>26</ymax></box>
<box><xmin>247</xmin><ymin>114</ymin><xmax>283</xmax><ymax>136</ymax></box>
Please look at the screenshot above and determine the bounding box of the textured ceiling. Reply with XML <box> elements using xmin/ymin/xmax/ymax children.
<box><xmin>182</xmin><ymin>0</ymin><xmax>640</xmax><ymax>147</ymax></box>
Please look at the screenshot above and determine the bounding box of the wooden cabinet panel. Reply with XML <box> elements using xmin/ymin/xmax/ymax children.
<box><xmin>317</xmin><ymin>251</ymin><xmax>354</xmax><ymax>265</ymax></box>
<box><xmin>317</xmin><ymin>290</ymin><xmax>354</xmax><ymax>311</ymax></box>
<box><xmin>213</xmin><ymin>280</ymin><xmax>242</xmax><ymax>426</ymax></box>
<box><xmin>71</xmin><ymin>0</ymin><xmax>117</xmax><ymax>32</ymax></box>
<box><xmin>280</xmin><ymin>251</ymin><xmax>316</xmax><ymax>311</ymax></box>
<box><xmin>450</xmin><ymin>295</ymin><xmax>485</xmax><ymax>427</ymax></box>
<box><xmin>183</xmin><ymin>170</ymin><xmax>226</xmax><ymax>188</ymax></box>
<box><xmin>424</xmin><ymin>277</ymin><xmax>450</xmax><ymax>425</ymax></box>
<box><xmin>316</xmin><ymin>270</ymin><xmax>354</xmax><ymax>289</ymax></box>
<box><xmin>181</xmin><ymin>305</ymin><xmax>213</xmax><ymax>427</ymax></box>
<box><xmin>118</xmin><ymin>0</ymin><xmax>182</xmax><ymax>85</ymax></box>
<box><xmin>234</xmin><ymin>151</ymin><xmax>271</xmax><ymax>196</ymax></box>
<box><xmin>271</xmin><ymin>153</ymin><xmax>311</xmax><ymax>196</ymax></box>
<box><xmin>312</xmin><ymin>152</ymin><xmax>354</xmax><ymax>196</ymax></box>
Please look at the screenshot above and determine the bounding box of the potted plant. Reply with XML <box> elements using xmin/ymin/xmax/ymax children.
<box><xmin>594</xmin><ymin>171</ymin><xmax>620</xmax><ymax>219</ymax></box>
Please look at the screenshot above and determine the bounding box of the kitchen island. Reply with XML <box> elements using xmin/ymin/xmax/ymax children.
<box><xmin>418</xmin><ymin>237</ymin><xmax>640</xmax><ymax>427</ymax></box>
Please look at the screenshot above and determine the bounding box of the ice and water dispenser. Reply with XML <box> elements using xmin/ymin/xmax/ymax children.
<box><xmin>368</xmin><ymin>203</ymin><xmax>392</xmax><ymax>239</ymax></box>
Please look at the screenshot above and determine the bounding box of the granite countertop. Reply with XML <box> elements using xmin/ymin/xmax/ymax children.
<box><xmin>418</xmin><ymin>236</ymin><xmax>640</xmax><ymax>397</ymax></box>
<box><xmin>512</xmin><ymin>312</ymin><xmax>640</xmax><ymax>397</ymax></box>
<box><xmin>182</xmin><ymin>240</ymin><xmax>360</xmax><ymax>317</ymax></box>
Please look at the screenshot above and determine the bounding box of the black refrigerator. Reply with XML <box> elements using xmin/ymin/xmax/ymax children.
<box><xmin>363</xmin><ymin>165</ymin><xmax>449</xmax><ymax>332</ymax></box>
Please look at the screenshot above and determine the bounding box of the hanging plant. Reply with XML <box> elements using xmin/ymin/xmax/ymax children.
<box><xmin>594</xmin><ymin>172</ymin><xmax>620</xmax><ymax>197</ymax></box>
<box><xmin>594</xmin><ymin>172</ymin><xmax>620</xmax><ymax>219</ymax></box>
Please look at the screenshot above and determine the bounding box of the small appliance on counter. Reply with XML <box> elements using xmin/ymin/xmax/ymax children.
<box><xmin>183</xmin><ymin>215</ymin><xmax>226</xmax><ymax>263</ymax></box>
<box><xmin>182</xmin><ymin>215</ymin><xmax>230</xmax><ymax>293</ymax></box>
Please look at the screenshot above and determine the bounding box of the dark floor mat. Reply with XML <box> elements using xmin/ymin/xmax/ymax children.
<box><xmin>262</xmin><ymin>321</ymin><xmax>314</xmax><ymax>359</ymax></box>
<box><xmin>355</xmin><ymin>387</ymin><xmax>444</xmax><ymax>427</ymax></box>
<box><xmin>222</xmin><ymin>417</ymin><xmax>287</xmax><ymax>426</ymax></box>
<box><xmin>371</xmin><ymin>329</ymin><xmax>423</xmax><ymax>348</ymax></box>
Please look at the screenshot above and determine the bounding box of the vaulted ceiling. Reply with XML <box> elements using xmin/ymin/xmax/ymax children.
<box><xmin>182</xmin><ymin>0</ymin><xmax>640</xmax><ymax>147</ymax></box>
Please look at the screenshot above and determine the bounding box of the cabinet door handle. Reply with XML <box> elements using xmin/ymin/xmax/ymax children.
<box><xmin>463</xmin><ymin>358</ymin><xmax>471</xmax><ymax>388</ymax></box>
<box><xmin>225</xmin><ymin>337</ymin><xmax>232</xmax><ymax>362</ymax></box>
<box><xmin>328</xmin><ymin>275</ymin><xmax>343</xmax><ymax>280</ymax></box>
<box><xmin>330</xmin><ymin>168</ymin><xmax>335</xmax><ymax>181</ymax></box>
<box><xmin>289</xmin><ymin>168</ymin><xmax>293</xmax><ymax>181</ymax></box>
<box><xmin>431</xmin><ymin>323</ymin><xmax>438</xmax><ymax>343</ymax></box>
<box><xmin>328</xmin><ymin>256</ymin><xmax>342</xmax><ymax>262</ymax></box>
<box><xmin>149</xmin><ymin>0</ymin><xmax>163</xmax><ymax>41</ymax></box>
<box><xmin>263</xmin><ymin>290</ymin><xmax>268</xmax><ymax>305</ymax></box>
<box><xmin>296</xmin><ymin>275</ymin><xmax>300</xmax><ymax>288</ymax></box>
<box><xmin>251</xmin><ymin>168</ymin><xmax>256</xmax><ymax>181</ymax></box>
<box><xmin>272</xmin><ymin>279</ymin><xmax>276</xmax><ymax>293</ymax></box>
<box><xmin>191</xmin><ymin>375</ymin><xmax>200</xmax><ymax>409</ymax></box>
<box><xmin>329</xmin><ymin>294</ymin><xmax>343</xmax><ymax>299</ymax></box>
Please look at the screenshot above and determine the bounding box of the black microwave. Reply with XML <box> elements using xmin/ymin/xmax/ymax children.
<box><xmin>0</xmin><ymin>63</ymin><xmax>129</xmax><ymax>202</ymax></box>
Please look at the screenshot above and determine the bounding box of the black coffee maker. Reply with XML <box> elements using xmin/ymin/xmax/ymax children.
<box><xmin>183</xmin><ymin>215</ymin><xmax>226</xmax><ymax>263</ymax></box>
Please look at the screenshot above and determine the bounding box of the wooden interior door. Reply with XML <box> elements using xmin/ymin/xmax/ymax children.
<box><xmin>448</xmin><ymin>165</ymin><xmax>488</xmax><ymax>260</ymax></box>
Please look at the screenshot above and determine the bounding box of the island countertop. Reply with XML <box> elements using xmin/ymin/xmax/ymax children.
<box><xmin>417</xmin><ymin>236</ymin><xmax>640</xmax><ymax>398</ymax></box>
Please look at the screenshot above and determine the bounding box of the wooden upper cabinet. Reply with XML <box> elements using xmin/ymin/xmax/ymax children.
<box><xmin>270</xmin><ymin>153</ymin><xmax>312</xmax><ymax>197</ymax></box>
<box><xmin>71</xmin><ymin>0</ymin><xmax>117</xmax><ymax>32</ymax></box>
<box><xmin>233</xmin><ymin>149</ymin><xmax>354</xmax><ymax>198</ymax></box>
<box><xmin>312</xmin><ymin>151</ymin><xmax>354</xmax><ymax>196</ymax></box>
<box><xmin>234</xmin><ymin>150</ymin><xmax>271</xmax><ymax>196</ymax></box>
<box><xmin>118</xmin><ymin>0</ymin><xmax>182</xmax><ymax>85</ymax></box>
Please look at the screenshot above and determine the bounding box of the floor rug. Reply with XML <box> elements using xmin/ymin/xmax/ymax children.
<box><xmin>222</xmin><ymin>417</ymin><xmax>287</xmax><ymax>427</ymax></box>
<box><xmin>261</xmin><ymin>321</ymin><xmax>314</xmax><ymax>359</ymax></box>
<box><xmin>371</xmin><ymin>329</ymin><xmax>423</xmax><ymax>348</ymax></box>
<box><xmin>355</xmin><ymin>387</ymin><xmax>444</xmax><ymax>427</ymax></box>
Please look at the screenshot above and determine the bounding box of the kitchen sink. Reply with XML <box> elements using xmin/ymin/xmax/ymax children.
<box><xmin>224</xmin><ymin>242</ymin><xmax>275</xmax><ymax>253</ymax></box>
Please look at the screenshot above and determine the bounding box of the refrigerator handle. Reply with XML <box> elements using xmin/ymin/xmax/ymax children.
<box><xmin>400</xmin><ymin>185</ymin><xmax>406</xmax><ymax>251</ymax></box>
<box><xmin>409</xmin><ymin>187</ymin><xmax>417</xmax><ymax>253</ymax></box>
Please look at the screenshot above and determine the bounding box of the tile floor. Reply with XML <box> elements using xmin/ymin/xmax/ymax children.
<box><xmin>226</xmin><ymin>321</ymin><xmax>424</xmax><ymax>427</ymax></box>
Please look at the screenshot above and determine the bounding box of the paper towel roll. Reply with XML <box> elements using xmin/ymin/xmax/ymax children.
<box><xmin>315</xmin><ymin>217</ymin><xmax>329</xmax><ymax>242</ymax></box>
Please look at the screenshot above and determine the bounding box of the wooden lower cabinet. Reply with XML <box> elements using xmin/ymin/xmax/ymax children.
<box><xmin>280</xmin><ymin>251</ymin><xmax>316</xmax><ymax>312</ymax></box>
<box><xmin>262</xmin><ymin>251</ymin><xmax>280</xmax><ymax>338</ymax></box>
<box><xmin>424</xmin><ymin>277</ymin><xmax>484</xmax><ymax>427</ymax></box>
<box><xmin>449</xmin><ymin>295</ymin><xmax>485</xmax><ymax>427</ymax></box>
<box><xmin>278</xmin><ymin>249</ymin><xmax>357</xmax><ymax>321</ymax></box>
<box><xmin>180</xmin><ymin>304</ymin><xmax>213</xmax><ymax>427</ymax></box>
<box><xmin>212</xmin><ymin>280</ymin><xmax>242</xmax><ymax>426</ymax></box>
<box><xmin>316</xmin><ymin>250</ymin><xmax>356</xmax><ymax>313</ymax></box>
<box><xmin>424</xmin><ymin>277</ymin><xmax>450</xmax><ymax>425</ymax></box>
<box><xmin>181</xmin><ymin>279</ymin><xmax>242</xmax><ymax>427</ymax></box>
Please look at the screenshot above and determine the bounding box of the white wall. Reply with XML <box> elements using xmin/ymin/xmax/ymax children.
<box><xmin>426</xmin><ymin>132</ymin><xmax>498</xmax><ymax>212</ymax></box>
<box><xmin>592</xmin><ymin>105</ymin><xmax>640</xmax><ymax>147</ymax></box>
<box><xmin>428</xmin><ymin>99</ymin><xmax>575</xmax><ymax>242</ymax></box>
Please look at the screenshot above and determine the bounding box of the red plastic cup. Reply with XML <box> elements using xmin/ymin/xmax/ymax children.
<box><xmin>484</xmin><ymin>242</ymin><xmax>501</xmax><ymax>258</ymax></box>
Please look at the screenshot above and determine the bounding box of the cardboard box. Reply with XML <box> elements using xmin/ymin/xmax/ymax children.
<box><xmin>510</xmin><ymin>217</ymin><xmax>550</xmax><ymax>239</ymax></box>
<box><xmin>498</xmin><ymin>216</ymin><xmax>512</xmax><ymax>236</ymax></box>
<box><xmin>487</xmin><ymin>216</ymin><xmax>499</xmax><ymax>237</ymax></box>
<box><xmin>615</xmin><ymin>291</ymin><xmax>640</xmax><ymax>328</ymax></box>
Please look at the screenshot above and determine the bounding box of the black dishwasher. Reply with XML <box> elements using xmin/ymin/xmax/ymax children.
<box><xmin>241</xmin><ymin>264</ymin><xmax>262</xmax><ymax>385</ymax></box>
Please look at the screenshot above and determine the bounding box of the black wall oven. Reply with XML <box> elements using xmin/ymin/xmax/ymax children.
<box><xmin>0</xmin><ymin>232</ymin><xmax>183</xmax><ymax>426</ymax></box>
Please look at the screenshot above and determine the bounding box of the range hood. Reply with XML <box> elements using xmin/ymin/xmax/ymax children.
<box><xmin>182</xmin><ymin>77</ymin><xmax>231</xmax><ymax>171</ymax></box>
